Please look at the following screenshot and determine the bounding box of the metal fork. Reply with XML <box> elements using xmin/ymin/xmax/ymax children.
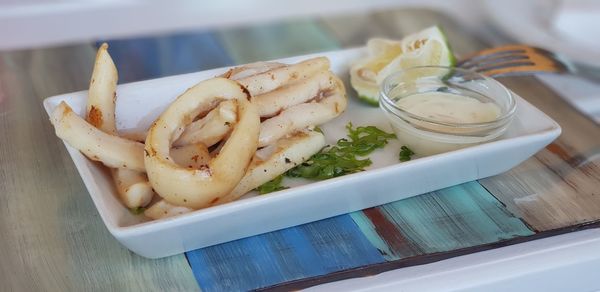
<box><xmin>457</xmin><ymin>44</ymin><xmax>570</xmax><ymax>78</ymax></box>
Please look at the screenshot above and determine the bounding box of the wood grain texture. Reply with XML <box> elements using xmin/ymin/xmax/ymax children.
<box><xmin>479</xmin><ymin>77</ymin><xmax>600</xmax><ymax>231</ymax></box>
<box><xmin>0</xmin><ymin>46</ymin><xmax>198</xmax><ymax>291</ymax></box>
<box><xmin>187</xmin><ymin>215</ymin><xmax>384</xmax><ymax>292</ymax></box>
<box><xmin>351</xmin><ymin>182</ymin><xmax>533</xmax><ymax>260</ymax></box>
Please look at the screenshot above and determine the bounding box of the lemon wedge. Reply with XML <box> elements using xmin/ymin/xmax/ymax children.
<box><xmin>350</xmin><ymin>26</ymin><xmax>456</xmax><ymax>106</ymax></box>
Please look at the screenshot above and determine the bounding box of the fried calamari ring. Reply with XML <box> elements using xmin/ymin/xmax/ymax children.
<box><xmin>51</xmin><ymin>102</ymin><xmax>146</xmax><ymax>172</ymax></box>
<box><xmin>144</xmin><ymin>78</ymin><xmax>260</xmax><ymax>209</ymax></box>
<box><xmin>258</xmin><ymin>75</ymin><xmax>347</xmax><ymax>147</ymax></box>
<box><xmin>170</xmin><ymin>143</ymin><xmax>211</xmax><ymax>169</ymax></box>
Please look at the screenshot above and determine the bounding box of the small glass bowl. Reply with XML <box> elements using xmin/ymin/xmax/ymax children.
<box><xmin>379</xmin><ymin>66</ymin><xmax>517</xmax><ymax>156</ymax></box>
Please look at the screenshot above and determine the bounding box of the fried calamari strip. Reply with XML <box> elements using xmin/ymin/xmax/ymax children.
<box><xmin>236</xmin><ymin>57</ymin><xmax>330</xmax><ymax>96</ymax></box>
<box><xmin>253</xmin><ymin>70</ymin><xmax>338</xmax><ymax>117</ymax></box>
<box><xmin>144</xmin><ymin>199</ymin><xmax>193</xmax><ymax>220</ymax></box>
<box><xmin>174</xmin><ymin>100</ymin><xmax>237</xmax><ymax>147</ymax></box>
<box><xmin>111</xmin><ymin>168</ymin><xmax>154</xmax><ymax>208</ymax></box>
<box><xmin>221</xmin><ymin>61</ymin><xmax>285</xmax><ymax>80</ymax></box>
<box><xmin>51</xmin><ymin>101</ymin><xmax>146</xmax><ymax>172</ymax></box>
<box><xmin>87</xmin><ymin>43</ymin><xmax>118</xmax><ymax>134</ymax></box>
<box><xmin>258</xmin><ymin>75</ymin><xmax>347</xmax><ymax>147</ymax></box>
<box><xmin>225</xmin><ymin>129</ymin><xmax>326</xmax><ymax>202</ymax></box>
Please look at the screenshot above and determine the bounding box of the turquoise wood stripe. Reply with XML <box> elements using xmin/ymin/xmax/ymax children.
<box><xmin>385</xmin><ymin>182</ymin><xmax>534</xmax><ymax>252</ymax></box>
<box><xmin>349</xmin><ymin>212</ymin><xmax>397</xmax><ymax>258</ymax></box>
<box><xmin>352</xmin><ymin>182</ymin><xmax>535</xmax><ymax>260</ymax></box>
<box><xmin>186</xmin><ymin>215</ymin><xmax>384</xmax><ymax>292</ymax></box>
<box><xmin>98</xmin><ymin>32</ymin><xmax>234</xmax><ymax>83</ymax></box>
<box><xmin>216</xmin><ymin>19</ymin><xmax>340</xmax><ymax>63</ymax></box>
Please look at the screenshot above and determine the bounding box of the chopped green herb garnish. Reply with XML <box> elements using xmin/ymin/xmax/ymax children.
<box><xmin>286</xmin><ymin>123</ymin><xmax>396</xmax><ymax>180</ymax></box>
<box><xmin>255</xmin><ymin>175</ymin><xmax>288</xmax><ymax>194</ymax></box>
<box><xmin>339</xmin><ymin>123</ymin><xmax>397</xmax><ymax>156</ymax></box>
<box><xmin>130</xmin><ymin>207</ymin><xmax>146</xmax><ymax>215</ymax></box>
<box><xmin>286</xmin><ymin>146</ymin><xmax>372</xmax><ymax>179</ymax></box>
<box><xmin>399</xmin><ymin>145</ymin><xmax>415</xmax><ymax>162</ymax></box>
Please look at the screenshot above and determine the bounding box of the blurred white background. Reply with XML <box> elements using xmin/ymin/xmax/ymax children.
<box><xmin>0</xmin><ymin>0</ymin><xmax>484</xmax><ymax>50</ymax></box>
<box><xmin>1</xmin><ymin>0</ymin><xmax>598</xmax><ymax>122</ymax></box>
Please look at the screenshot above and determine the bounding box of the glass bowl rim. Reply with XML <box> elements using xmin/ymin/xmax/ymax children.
<box><xmin>379</xmin><ymin>66</ymin><xmax>517</xmax><ymax>128</ymax></box>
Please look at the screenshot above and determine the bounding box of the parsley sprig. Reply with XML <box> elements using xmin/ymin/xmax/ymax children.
<box><xmin>256</xmin><ymin>123</ymin><xmax>397</xmax><ymax>194</ymax></box>
<box><xmin>399</xmin><ymin>145</ymin><xmax>415</xmax><ymax>162</ymax></box>
<box><xmin>255</xmin><ymin>175</ymin><xmax>288</xmax><ymax>194</ymax></box>
<box><xmin>286</xmin><ymin>123</ymin><xmax>396</xmax><ymax>180</ymax></box>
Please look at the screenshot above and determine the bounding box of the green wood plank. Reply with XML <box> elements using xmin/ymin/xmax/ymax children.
<box><xmin>216</xmin><ymin>19</ymin><xmax>340</xmax><ymax>63</ymax></box>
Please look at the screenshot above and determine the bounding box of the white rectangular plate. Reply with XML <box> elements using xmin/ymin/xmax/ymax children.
<box><xmin>43</xmin><ymin>48</ymin><xmax>561</xmax><ymax>258</ymax></box>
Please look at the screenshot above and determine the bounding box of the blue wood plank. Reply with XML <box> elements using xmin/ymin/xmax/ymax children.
<box><xmin>187</xmin><ymin>215</ymin><xmax>384</xmax><ymax>292</ymax></box>
<box><xmin>97</xmin><ymin>32</ymin><xmax>234</xmax><ymax>83</ymax></box>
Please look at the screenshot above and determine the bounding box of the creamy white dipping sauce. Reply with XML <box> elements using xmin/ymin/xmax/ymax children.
<box><xmin>396</xmin><ymin>92</ymin><xmax>501</xmax><ymax>124</ymax></box>
<box><xmin>383</xmin><ymin>91</ymin><xmax>506</xmax><ymax>156</ymax></box>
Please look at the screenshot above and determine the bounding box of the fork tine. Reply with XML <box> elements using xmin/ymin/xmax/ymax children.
<box><xmin>458</xmin><ymin>44</ymin><xmax>569</xmax><ymax>77</ymax></box>
<box><xmin>457</xmin><ymin>50</ymin><xmax>525</xmax><ymax>67</ymax></box>
<box><xmin>460</xmin><ymin>55</ymin><xmax>530</xmax><ymax>70</ymax></box>
<box><xmin>456</xmin><ymin>45</ymin><xmax>529</xmax><ymax>66</ymax></box>
<box><xmin>480</xmin><ymin>65</ymin><xmax>564</xmax><ymax>77</ymax></box>
<box><xmin>477</xmin><ymin>61</ymin><xmax>564</xmax><ymax>77</ymax></box>
<box><xmin>474</xmin><ymin>60</ymin><xmax>536</xmax><ymax>73</ymax></box>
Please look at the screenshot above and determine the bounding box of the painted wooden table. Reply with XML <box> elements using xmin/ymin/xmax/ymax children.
<box><xmin>1</xmin><ymin>8</ymin><xmax>599</xmax><ymax>291</ymax></box>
